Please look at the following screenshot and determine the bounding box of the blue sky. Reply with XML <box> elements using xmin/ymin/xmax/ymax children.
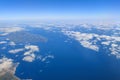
<box><xmin>0</xmin><ymin>0</ymin><xmax>119</xmax><ymax>21</ymax></box>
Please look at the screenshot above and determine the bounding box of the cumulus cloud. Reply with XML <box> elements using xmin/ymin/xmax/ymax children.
<box><xmin>23</xmin><ymin>54</ymin><xmax>35</xmax><ymax>62</ymax></box>
<box><xmin>25</xmin><ymin>45</ymin><xmax>39</xmax><ymax>52</ymax></box>
<box><xmin>0</xmin><ymin>27</ymin><xmax>24</xmax><ymax>33</ymax></box>
<box><xmin>23</xmin><ymin>45</ymin><xmax>39</xmax><ymax>62</ymax></box>
<box><xmin>62</xmin><ymin>30</ymin><xmax>99</xmax><ymax>51</ymax></box>
<box><xmin>0</xmin><ymin>27</ymin><xmax>24</xmax><ymax>37</ymax></box>
<box><xmin>9</xmin><ymin>41</ymin><xmax>16</xmax><ymax>46</ymax></box>
<box><xmin>7</xmin><ymin>44</ymin><xmax>40</xmax><ymax>62</ymax></box>
<box><xmin>24</xmin><ymin>45</ymin><xmax>39</xmax><ymax>56</ymax></box>
<box><xmin>109</xmin><ymin>43</ymin><xmax>120</xmax><ymax>58</ymax></box>
<box><xmin>62</xmin><ymin>30</ymin><xmax>120</xmax><ymax>59</ymax></box>
<box><xmin>101</xmin><ymin>41</ymin><xmax>110</xmax><ymax>46</ymax></box>
<box><xmin>1</xmin><ymin>47</ymin><xmax>6</xmax><ymax>50</ymax></box>
<box><xmin>0</xmin><ymin>57</ymin><xmax>19</xmax><ymax>79</ymax></box>
<box><xmin>0</xmin><ymin>41</ymin><xmax>7</xmax><ymax>44</ymax></box>
<box><xmin>80</xmin><ymin>41</ymin><xmax>99</xmax><ymax>51</ymax></box>
<box><xmin>9</xmin><ymin>48</ymin><xmax>24</xmax><ymax>54</ymax></box>
<box><xmin>0</xmin><ymin>33</ymin><xmax>9</xmax><ymax>36</ymax></box>
<box><xmin>41</xmin><ymin>55</ymin><xmax>54</xmax><ymax>62</ymax></box>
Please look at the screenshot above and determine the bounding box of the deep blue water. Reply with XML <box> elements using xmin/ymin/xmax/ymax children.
<box><xmin>2</xmin><ymin>27</ymin><xmax>120</xmax><ymax>80</ymax></box>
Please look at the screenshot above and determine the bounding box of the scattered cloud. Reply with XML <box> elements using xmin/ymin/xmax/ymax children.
<box><xmin>41</xmin><ymin>55</ymin><xmax>54</xmax><ymax>62</ymax></box>
<box><xmin>62</xmin><ymin>30</ymin><xmax>99</xmax><ymax>51</ymax></box>
<box><xmin>1</xmin><ymin>47</ymin><xmax>6</xmax><ymax>50</ymax></box>
<box><xmin>0</xmin><ymin>25</ymin><xmax>55</xmax><ymax>80</ymax></box>
<box><xmin>23</xmin><ymin>45</ymin><xmax>39</xmax><ymax>62</ymax></box>
<box><xmin>101</xmin><ymin>41</ymin><xmax>110</xmax><ymax>46</ymax></box>
<box><xmin>23</xmin><ymin>54</ymin><xmax>35</xmax><ymax>62</ymax></box>
<box><xmin>9</xmin><ymin>41</ymin><xmax>16</xmax><ymax>46</ymax></box>
<box><xmin>25</xmin><ymin>45</ymin><xmax>39</xmax><ymax>52</ymax></box>
<box><xmin>0</xmin><ymin>27</ymin><xmax>24</xmax><ymax>33</ymax></box>
<box><xmin>9</xmin><ymin>48</ymin><xmax>24</xmax><ymax>54</ymax></box>
<box><xmin>0</xmin><ymin>41</ymin><xmax>7</xmax><ymax>44</ymax></box>
<box><xmin>109</xmin><ymin>43</ymin><xmax>120</xmax><ymax>58</ymax></box>
<box><xmin>0</xmin><ymin>57</ymin><xmax>19</xmax><ymax>79</ymax></box>
<box><xmin>62</xmin><ymin>30</ymin><xmax>120</xmax><ymax>58</ymax></box>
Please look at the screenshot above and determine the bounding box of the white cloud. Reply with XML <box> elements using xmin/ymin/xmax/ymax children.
<box><xmin>0</xmin><ymin>27</ymin><xmax>24</xmax><ymax>37</ymax></box>
<box><xmin>25</xmin><ymin>45</ymin><xmax>39</xmax><ymax>52</ymax></box>
<box><xmin>62</xmin><ymin>30</ymin><xmax>120</xmax><ymax>59</ymax></box>
<box><xmin>9</xmin><ymin>41</ymin><xmax>16</xmax><ymax>46</ymax></box>
<box><xmin>0</xmin><ymin>27</ymin><xmax>24</xmax><ymax>33</ymax></box>
<box><xmin>24</xmin><ymin>51</ymin><xmax>31</xmax><ymax>56</ymax></box>
<box><xmin>7</xmin><ymin>44</ymin><xmax>40</xmax><ymax>62</ymax></box>
<box><xmin>23</xmin><ymin>45</ymin><xmax>39</xmax><ymax>62</ymax></box>
<box><xmin>24</xmin><ymin>45</ymin><xmax>39</xmax><ymax>56</ymax></box>
<box><xmin>80</xmin><ymin>41</ymin><xmax>99</xmax><ymax>51</ymax></box>
<box><xmin>0</xmin><ymin>41</ymin><xmax>7</xmax><ymax>44</ymax></box>
<box><xmin>0</xmin><ymin>57</ymin><xmax>19</xmax><ymax>78</ymax></box>
<box><xmin>101</xmin><ymin>41</ymin><xmax>110</xmax><ymax>46</ymax></box>
<box><xmin>0</xmin><ymin>33</ymin><xmax>9</xmax><ymax>36</ymax></box>
<box><xmin>62</xmin><ymin>30</ymin><xmax>99</xmax><ymax>51</ymax></box>
<box><xmin>23</xmin><ymin>54</ymin><xmax>35</xmax><ymax>62</ymax></box>
<box><xmin>109</xmin><ymin>43</ymin><xmax>120</xmax><ymax>58</ymax></box>
<box><xmin>1</xmin><ymin>47</ymin><xmax>6</xmax><ymax>50</ymax></box>
<box><xmin>41</xmin><ymin>55</ymin><xmax>54</xmax><ymax>62</ymax></box>
<box><xmin>9</xmin><ymin>48</ymin><xmax>24</xmax><ymax>54</ymax></box>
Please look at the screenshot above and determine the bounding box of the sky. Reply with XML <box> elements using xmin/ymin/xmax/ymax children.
<box><xmin>0</xmin><ymin>0</ymin><xmax>120</xmax><ymax>21</ymax></box>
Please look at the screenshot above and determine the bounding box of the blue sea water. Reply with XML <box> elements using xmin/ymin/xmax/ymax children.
<box><xmin>8</xmin><ymin>27</ymin><xmax>120</xmax><ymax>80</ymax></box>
